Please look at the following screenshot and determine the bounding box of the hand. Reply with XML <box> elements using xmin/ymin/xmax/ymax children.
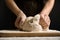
<box><xmin>15</xmin><ymin>12</ymin><xmax>26</xmax><ymax>29</ymax></box>
<box><xmin>39</xmin><ymin>14</ymin><xmax>51</xmax><ymax>31</ymax></box>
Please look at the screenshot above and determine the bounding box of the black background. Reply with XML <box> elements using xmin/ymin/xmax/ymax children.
<box><xmin>0</xmin><ymin>0</ymin><xmax>60</xmax><ymax>30</ymax></box>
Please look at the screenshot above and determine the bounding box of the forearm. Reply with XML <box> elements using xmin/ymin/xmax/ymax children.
<box><xmin>5</xmin><ymin>0</ymin><xmax>24</xmax><ymax>16</ymax></box>
<box><xmin>39</xmin><ymin>0</ymin><xmax>55</xmax><ymax>16</ymax></box>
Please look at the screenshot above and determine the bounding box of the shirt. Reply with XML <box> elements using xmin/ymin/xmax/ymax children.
<box><xmin>14</xmin><ymin>0</ymin><xmax>44</xmax><ymax>16</ymax></box>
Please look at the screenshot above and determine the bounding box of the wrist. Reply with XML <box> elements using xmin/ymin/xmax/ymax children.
<box><xmin>39</xmin><ymin>13</ymin><xmax>49</xmax><ymax>16</ymax></box>
<box><xmin>17</xmin><ymin>11</ymin><xmax>25</xmax><ymax>17</ymax></box>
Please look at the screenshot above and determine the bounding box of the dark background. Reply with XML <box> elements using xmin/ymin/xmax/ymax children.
<box><xmin>0</xmin><ymin>0</ymin><xmax>60</xmax><ymax>30</ymax></box>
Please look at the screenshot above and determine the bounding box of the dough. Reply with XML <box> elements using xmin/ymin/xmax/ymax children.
<box><xmin>19</xmin><ymin>14</ymin><xmax>43</xmax><ymax>32</ymax></box>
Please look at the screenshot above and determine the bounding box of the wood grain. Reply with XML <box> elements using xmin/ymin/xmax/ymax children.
<box><xmin>0</xmin><ymin>30</ymin><xmax>60</xmax><ymax>37</ymax></box>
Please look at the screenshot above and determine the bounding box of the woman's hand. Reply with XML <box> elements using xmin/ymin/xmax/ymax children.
<box><xmin>15</xmin><ymin>12</ymin><xmax>26</xmax><ymax>29</ymax></box>
<box><xmin>39</xmin><ymin>14</ymin><xmax>51</xmax><ymax>31</ymax></box>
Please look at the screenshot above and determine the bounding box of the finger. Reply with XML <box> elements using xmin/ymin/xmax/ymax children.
<box><xmin>40</xmin><ymin>17</ymin><xmax>49</xmax><ymax>29</ymax></box>
<box><xmin>19</xmin><ymin>20</ymin><xmax>24</xmax><ymax>26</ymax></box>
<box><xmin>45</xmin><ymin>16</ymin><xmax>51</xmax><ymax>26</ymax></box>
<box><xmin>15</xmin><ymin>17</ymin><xmax>21</xmax><ymax>28</ymax></box>
<box><xmin>42</xmin><ymin>16</ymin><xmax>50</xmax><ymax>25</ymax></box>
<box><xmin>21</xmin><ymin>18</ymin><xmax>26</xmax><ymax>25</ymax></box>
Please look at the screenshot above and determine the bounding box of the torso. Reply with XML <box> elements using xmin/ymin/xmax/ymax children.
<box><xmin>14</xmin><ymin>0</ymin><xmax>44</xmax><ymax>16</ymax></box>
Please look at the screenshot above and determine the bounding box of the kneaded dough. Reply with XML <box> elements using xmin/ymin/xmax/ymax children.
<box><xmin>19</xmin><ymin>14</ymin><xmax>43</xmax><ymax>32</ymax></box>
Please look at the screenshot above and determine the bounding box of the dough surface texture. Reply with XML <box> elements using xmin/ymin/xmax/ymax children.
<box><xmin>19</xmin><ymin>14</ymin><xmax>43</xmax><ymax>32</ymax></box>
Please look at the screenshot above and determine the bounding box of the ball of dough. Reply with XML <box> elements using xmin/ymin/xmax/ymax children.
<box><xmin>19</xmin><ymin>14</ymin><xmax>43</xmax><ymax>32</ymax></box>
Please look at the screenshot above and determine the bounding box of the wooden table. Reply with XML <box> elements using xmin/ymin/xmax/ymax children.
<box><xmin>0</xmin><ymin>30</ymin><xmax>60</xmax><ymax>37</ymax></box>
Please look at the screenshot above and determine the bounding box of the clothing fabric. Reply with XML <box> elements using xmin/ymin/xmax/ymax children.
<box><xmin>14</xmin><ymin>0</ymin><xmax>44</xmax><ymax>16</ymax></box>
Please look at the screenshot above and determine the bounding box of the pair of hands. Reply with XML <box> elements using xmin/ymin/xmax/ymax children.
<box><xmin>15</xmin><ymin>12</ymin><xmax>51</xmax><ymax>30</ymax></box>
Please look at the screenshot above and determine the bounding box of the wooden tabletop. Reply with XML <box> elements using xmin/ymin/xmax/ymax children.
<box><xmin>0</xmin><ymin>30</ymin><xmax>60</xmax><ymax>37</ymax></box>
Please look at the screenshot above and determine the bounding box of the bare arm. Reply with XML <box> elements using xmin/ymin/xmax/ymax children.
<box><xmin>5</xmin><ymin>0</ymin><xmax>24</xmax><ymax>16</ymax></box>
<box><xmin>39</xmin><ymin>0</ymin><xmax>55</xmax><ymax>30</ymax></box>
<box><xmin>5</xmin><ymin>0</ymin><xmax>26</xmax><ymax>29</ymax></box>
<box><xmin>40</xmin><ymin>0</ymin><xmax>55</xmax><ymax>15</ymax></box>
